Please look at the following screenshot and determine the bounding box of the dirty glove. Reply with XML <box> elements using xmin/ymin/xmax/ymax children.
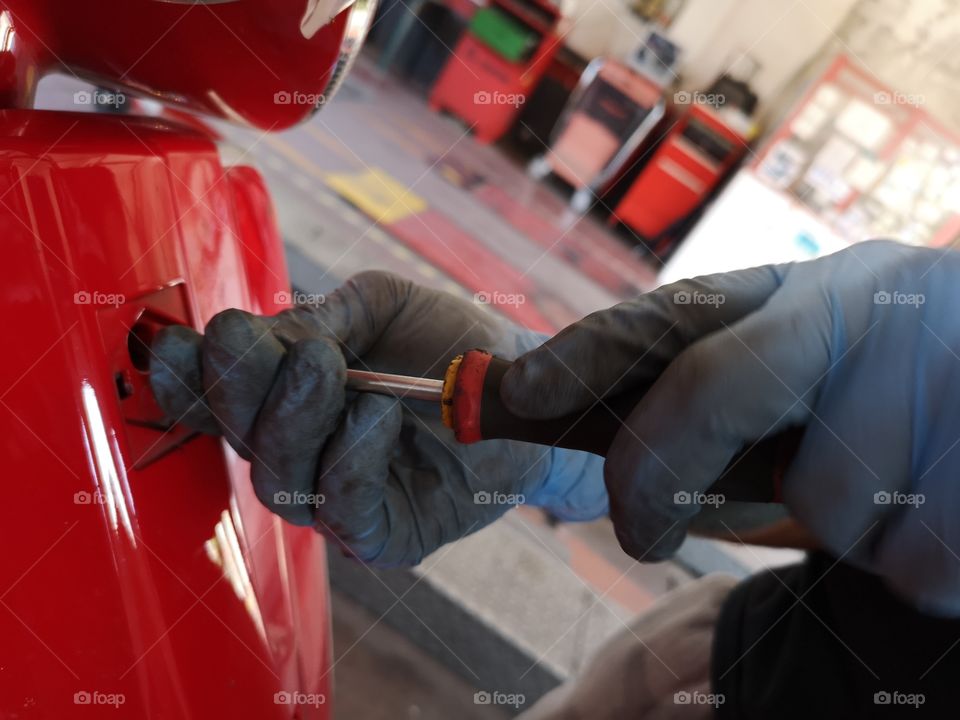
<box><xmin>150</xmin><ymin>271</ymin><xmax>606</xmax><ymax>566</ymax></box>
<box><xmin>502</xmin><ymin>240</ymin><xmax>960</xmax><ymax>615</ymax></box>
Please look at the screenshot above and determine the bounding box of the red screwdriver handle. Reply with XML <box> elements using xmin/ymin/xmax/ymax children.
<box><xmin>449</xmin><ymin>350</ymin><xmax>801</xmax><ymax>504</ymax></box>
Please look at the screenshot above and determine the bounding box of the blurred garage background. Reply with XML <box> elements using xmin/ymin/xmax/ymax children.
<box><xmin>36</xmin><ymin>0</ymin><xmax>960</xmax><ymax>716</ymax></box>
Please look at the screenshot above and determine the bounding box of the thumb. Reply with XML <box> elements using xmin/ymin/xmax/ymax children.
<box><xmin>604</xmin><ymin>294</ymin><xmax>830</xmax><ymax>562</ymax></box>
<box><xmin>500</xmin><ymin>265</ymin><xmax>785</xmax><ymax>420</ymax></box>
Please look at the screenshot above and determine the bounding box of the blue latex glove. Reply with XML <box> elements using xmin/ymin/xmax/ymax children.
<box><xmin>150</xmin><ymin>271</ymin><xmax>605</xmax><ymax>567</ymax></box>
<box><xmin>502</xmin><ymin>240</ymin><xmax>960</xmax><ymax>615</ymax></box>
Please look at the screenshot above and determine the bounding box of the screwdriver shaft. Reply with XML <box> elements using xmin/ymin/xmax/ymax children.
<box><xmin>345</xmin><ymin>368</ymin><xmax>445</xmax><ymax>402</ymax></box>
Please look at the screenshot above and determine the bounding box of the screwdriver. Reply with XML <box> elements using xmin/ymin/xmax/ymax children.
<box><xmin>346</xmin><ymin>350</ymin><xmax>801</xmax><ymax>504</ymax></box>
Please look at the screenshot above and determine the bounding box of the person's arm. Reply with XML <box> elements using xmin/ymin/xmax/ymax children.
<box><xmin>503</xmin><ymin>240</ymin><xmax>960</xmax><ymax>615</ymax></box>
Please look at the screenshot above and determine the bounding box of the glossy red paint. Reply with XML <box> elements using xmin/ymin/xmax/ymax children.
<box><xmin>0</xmin><ymin>1</ymin><xmax>368</xmax><ymax>714</ymax></box>
<box><xmin>0</xmin><ymin>111</ymin><xmax>332</xmax><ymax>717</ymax></box>
<box><xmin>0</xmin><ymin>0</ymin><xmax>366</xmax><ymax>130</ymax></box>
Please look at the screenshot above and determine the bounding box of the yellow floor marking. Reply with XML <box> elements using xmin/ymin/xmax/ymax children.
<box><xmin>439</xmin><ymin>165</ymin><xmax>463</xmax><ymax>187</ymax></box>
<box><xmin>325</xmin><ymin>168</ymin><xmax>427</xmax><ymax>225</ymax></box>
<box><xmin>266</xmin><ymin>133</ymin><xmax>427</xmax><ymax>224</ymax></box>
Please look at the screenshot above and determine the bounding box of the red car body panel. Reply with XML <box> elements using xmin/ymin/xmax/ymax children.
<box><xmin>0</xmin><ymin>0</ymin><xmax>373</xmax><ymax>715</ymax></box>
<box><xmin>1</xmin><ymin>0</ymin><xmax>352</xmax><ymax>130</ymax></box>
<box><xmin>0</xmin><ymin>110</ymin><xmax>333</xmax><ymax>719</ymax></box>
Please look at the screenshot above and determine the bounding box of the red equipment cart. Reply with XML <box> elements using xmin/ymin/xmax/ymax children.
<box><xmin>613</xmin><ymin>102</ymin><xmax>755</xmax><ymax>240</ymax></box>
<box><xmin>528</xmin><ymin>31</ymin><xmax>680</xmax><ymax>213</ymax></box>
<box><xmin>429</xmin><ymin>0</ymin><xmax>562</xmax><ymax>143</ymax></box>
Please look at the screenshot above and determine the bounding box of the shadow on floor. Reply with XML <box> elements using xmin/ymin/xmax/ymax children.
<box><xmin>331</xmin><ymin>591</ymin><xmax>512</xmax><ymax>719</ymax></box>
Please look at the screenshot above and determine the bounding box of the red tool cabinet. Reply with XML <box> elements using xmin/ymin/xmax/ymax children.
<box><xmin>614</xmin><ymin>103</ymin><xmax>752</xmax><ymax>239</ymax></box>
<box><xmin>429</xmin><ymin>0</ymin><xmax>562</xmax><ymax>143</ymax></box>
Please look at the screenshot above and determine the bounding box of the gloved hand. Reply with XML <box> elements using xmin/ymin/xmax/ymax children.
<box><xmin>502</xmin><ymin>240</ymin><xmax>960</xmax><ymax>615</ymax></box>
<box><xmin>150</xmin><ymin>271</ymin><xmax>605</xmax><ymax>566</ymax></box>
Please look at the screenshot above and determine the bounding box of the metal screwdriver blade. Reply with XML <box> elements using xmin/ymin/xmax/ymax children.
<box><xmin>345</xmin><ymin>368</ymin><xmax>445</xmax><ymax>402</ymax></box>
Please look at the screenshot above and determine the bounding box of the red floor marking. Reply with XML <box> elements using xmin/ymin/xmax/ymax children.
<box><xmin>474</xmin><ymin>184</ymin><xmax>656</xmax><ymax>296</ymax></box>
<box><xmin>386</xmin><ymin>210</ymin><xmax>557</xmax><ymax>334</ymax></box>
<box><xmin>516</xmin><ymin>507</ymin><xmax>656</xmax><ymax>614</ymax></box>
<box><xmin>561</xmin><ymin>527</ymin><xmax>656</xmax><ymax>614</ymax></box>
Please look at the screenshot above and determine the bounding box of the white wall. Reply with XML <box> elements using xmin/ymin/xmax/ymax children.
<box><xmin>558</xmin><ymin>0</ymin><xmax>960</xmax><ymax>130</ymax></box>
<box><xmin>833</xmin><ymin>0</ymin><xmax>960</xmax><ymax>130</ymax></box>
<box><xmin>560</xmin><ymin>0</ymin><xmax>858</xmax><ymax>109</ymax></box>
<box><xmin>560</xmin><ymin>0</ymin><xmax>652</xmax><ymax>61</ymax></box>
<box><xmin>669</xmin><ymin>0</ymin><xmax>859</xmax><ymax>104</ymax></box>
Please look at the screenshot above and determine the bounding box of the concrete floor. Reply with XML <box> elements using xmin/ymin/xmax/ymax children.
<box><xmin>216</xmin><ymin>55</ymin><xmax>658</xmax><ymax>331</ymax></box>
<box><xmin>330</xmin><ymin>590</ymin><xmax>509</xmax><ymax>720</ymax></box>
